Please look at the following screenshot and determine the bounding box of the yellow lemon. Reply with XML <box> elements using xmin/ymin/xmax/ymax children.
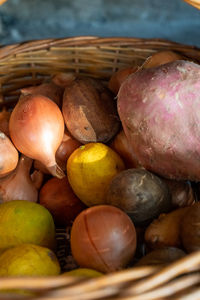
<box><xmin>0</xmin><ymin>244</ymin><xmax>60</xmax><ymax>276</ymax></box>
<box><xmin>0</xmin><ymin>200</ymin><xmax>56</xmax><ymax>251</ymax></box>
<box><xmin>67</xmin><ymin>143</ymin><xmax>125</xmax><ymax>206</ymax></box>
<box><xmin>62</xmin><ymin>268</ymin><xmax>103</xmax><ymax>278</ymax></box>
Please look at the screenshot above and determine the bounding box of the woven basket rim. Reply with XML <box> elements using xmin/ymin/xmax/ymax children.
<box><xmin>0</xmin><ymin>36</ymin><xmax>200</xmax><ymax>59</ymax></box>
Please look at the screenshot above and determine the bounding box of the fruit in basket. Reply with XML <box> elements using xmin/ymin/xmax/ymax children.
<box><xmin>67</xmin><ymin>143</ymin><xmax>125</xmax><ymax>206</ymax></box>
<box><xmin>0</xmin><ymin>244</ymin><xmax>60</xmax><ymax>276</ymax></box>
<box><xmin>71</xmin><ymin>205</ymin><xmax>137</xmax><ymax>273</ymax></box>
<box><xmin>63</xmin><ymin>268</ymin><xmax>103</xmax><ymax>278</ymax></box>
<box><xmin>0</xmin><ymin>200</ymin><xmax>56</xmax><ymax>251</ymax></box>
<box><xmin>21</xmin><ymin>82</ymin><xmax>63</xmax><ymax>107</ymax></box>
<box><xmin>135</xmin><ymin>247</ymin><xmax>185</xmax><ymax>267</ymax></box>
<box><xmin>9</xmin><ymin>94</ymin><xmax>65</xmax><ymax>179</ymax></box>
<box><xmin>0</xmin><ymin>155</ymin><xmax>39</xmax><ymax>203</ymax></box>
<box><xmin>0</xmin><ymin>132</ymin><xmax>18</xmax><ymax>178</ymax></box>
<box><xmin>106</xmin><ymin>169</ymin><xmax>171</xmax><ymax>224</ymax></box>
<box><xmin>109</xmin><ymin>129</ymin><xmax>141</xmax><ymax>168</ymax></box>
<box><xmin>118</xmin><ymin>60</ymin><xmax>200</xmax><ymax>181</ymax></box>
<box><xmin>39</xmin><ymin>176</ymin><xmax>86</xmax><ymax>226</ymax></box>
<box><xmin>142</xmin><ymin>50</ymin><xmax>184</xmax><ymax>69</ymax></box>
<box><xmin>180</xmin><ymin>202</ymin><xmax>200</xmax><ymax>252</ymax></box>
<box><xmin>145</xmin><ymin>207</ymin><xmax>189</xmax><ymax>249</ymax></box>
<box><xmin>62</xmin><ymin>78</ymin><xmax>120</xmax><ymax>144</ymax></box>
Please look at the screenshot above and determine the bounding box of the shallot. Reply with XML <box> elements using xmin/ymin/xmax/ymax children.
<box><xmin>0</xmin><ymin>155</ymin><xmax>39</xmax><ymax>203</ymax></box>
<box><xmin>9</xmin><ymin>94</ymin><xmax>65</xmax><ymax>179</ymax></box>
<box><xmin>0</xmin><ymin>132</ymin><xmax>18</xmax><ymax>178</ymax></box>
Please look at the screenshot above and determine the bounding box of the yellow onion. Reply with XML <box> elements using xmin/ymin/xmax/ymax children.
<box><xmin>9</xmin><ymin>94</ymin><xmax>65</xmax><ymax>179</ymax></box>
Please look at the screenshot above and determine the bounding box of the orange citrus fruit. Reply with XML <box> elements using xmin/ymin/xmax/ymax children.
<box><xmin>67</xmin><ymin>143</ymin><xmax>125</xmax><ymax>206</ymax></box>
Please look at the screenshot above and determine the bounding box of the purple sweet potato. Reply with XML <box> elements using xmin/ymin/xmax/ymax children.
<box><xmin>117</xmin><ymin>60</ymin><xmax>200</xmax><ymax>181</ymax></box>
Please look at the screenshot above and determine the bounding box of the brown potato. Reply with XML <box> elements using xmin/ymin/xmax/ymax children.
<box><xmin>62</xmin><ymin>78</ymin><xmax>120</xmax><ymax>144</ymax></box>
<box><xmin>181</xmin><ymin>202</ymin><xmax>200</xmax><ymax>253</ymax></box>
<box><xmin>142</xmin><ymin>51</ymin><xmax>184</xmax><ymax>69</ymax></box>
<box><xmin>109</xmin><ymin>129</ymin><xmax>141</xmax><ymax>168</ymax></box>
<box><xmin>108</xmin><ymin>67</ymin><xmax>137</xmax><ymax>95</ymax></box>
<box><xmin>106</xmin><ymin>168</ymin><xmax>171</xmax><ymax>224</ymax></box>
<box><xmin>21</xmin><ymin>82</ymin><xmax>63</xmax><ymax>107</ymax></box>
<box><xmin>163</xmin><ymin>178</ymin><xmax>195</xmax><ymax>208</ymax></box>
<box><xmin>145</xmin><ymin>207</ymin><xmax>189</xmax><ymax>250</ymax></box>
<box><xmin>135</xmin><ymin>247</ymin><xmax>185</xmax><ymax>267</ymax></box>
<box><xmin>52</xmin><ymin>72</ymin><xmax>76</xmax><ymax>88</ymax></box>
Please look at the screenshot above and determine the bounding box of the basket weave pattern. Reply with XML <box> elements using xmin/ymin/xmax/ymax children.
<box><xmin>0</xmin><ymin>37</ymin><xmax>200</xmax><ymax>299</ymax></box>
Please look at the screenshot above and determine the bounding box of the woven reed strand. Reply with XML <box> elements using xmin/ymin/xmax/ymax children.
<box><xmin>0</xmin><ymin>37</ymin><xmax>200</xmax><ymax>110</ymax></box>
<box><xmin>184</xmin><ymin>0</ymin><xmax>200</xmax><ymax>9</ymax></box>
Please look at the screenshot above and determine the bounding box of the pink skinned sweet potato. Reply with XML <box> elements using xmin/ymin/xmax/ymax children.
<box><xmin>117</xmin><ymin>60</ymin><xmax>200</xmax><ymax>181</ymax></box>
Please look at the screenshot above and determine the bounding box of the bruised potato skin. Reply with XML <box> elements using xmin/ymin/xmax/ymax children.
<box><xmin>145</xmin><ymin>207</ymin><xmax>189</xmax><ymax>250</ymax></box>
<box><xmin>118</xmin><ymin>60</ymin><xmax>200</xmax><ymax>181</ymax></box>
<box><xmin>106</xmin><ymin>168</ymin><xmax>171</xmax><ymax>224</ymax></box>
<box><xmin>181</xmin><ymin>202</ymin><xmax>200</xmax><ymax>253</ymax></box>
<box><xmin>62</xmin><ymin>78</ymin><xmax>120</xmax><ymax>144</ymax></box>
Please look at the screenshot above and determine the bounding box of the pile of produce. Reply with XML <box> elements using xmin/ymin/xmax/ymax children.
<box><xmin>0</xmin><ymin>50</ymin><xmax>200</xmax><ymax>279</ymax></box>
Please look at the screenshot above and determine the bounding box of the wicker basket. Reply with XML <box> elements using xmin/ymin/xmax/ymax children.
<box><xmin>1</xmin><ymin>37</ymin><xmax>200</xmax><ymax>300</ymax></box>
<box><xmin>184</xmin><ymin>0</ymin><xmax>200</xmax><ymax>9</ymax></box>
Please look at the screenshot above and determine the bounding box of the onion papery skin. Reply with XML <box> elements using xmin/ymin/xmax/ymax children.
<box><xmin>9</xmin><ymin>94</ymin><xmax>65</xmax><ymax>179</ymax></box>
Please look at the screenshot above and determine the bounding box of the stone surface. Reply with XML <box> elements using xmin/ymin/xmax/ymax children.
<box><xmin>0</xmin><ymin>0</ymin><xmax>200</xmax><ymax>46</ymax></box>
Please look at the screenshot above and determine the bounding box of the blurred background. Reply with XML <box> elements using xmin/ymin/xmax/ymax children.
<box><xmin>0</xmin><ymin>0</ymin><xmax>200</xmax><ymax>46</ymax></box>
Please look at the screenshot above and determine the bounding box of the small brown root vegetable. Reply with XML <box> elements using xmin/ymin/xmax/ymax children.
<box><xmin>145</xmin><ymin>207</ymin><xmax>189</xmax><ymax>250</ymax></box>
<box><xmin>135</xmin><ymin>247</ymin><xmax>186</xmax><ymax>267</ymax></box>
<box><xmin>142</xmin><ymin>50</ymin><xmax>184</xmax><ymax>69</ymax></box>
<box><xmin>52</xmin><ymin>72</ymin><xmax>76</xmax><ymax>88</ymax></box>
<box><xmin>62</xmin><ymin>78</ymin><xmax>120</xmax><ymax>144</ymax></box>
<box><xmin>21</xmin><ymin>82</ymin><xmax>63</xmax><ymax>107</ymax></box>
<box><xmin>109</xmin><ymin>129</ymin><xmax>141</xmax><ymax>168</ymax></box>
<box><xmin>163</xmin><ymin>179</ymin><xmax>195</xmax><ymax>208</ymax></box>
<box><xmin>108</xmin><ymin>67</ymin><xmax>137</xmax><ymax>95</ymax></box>
<box><xmin>181</xmin><ymin>202</ymin><xmax>200</xmax><ymax>253</ymax></box>
<box><xmin>106</xmin><ymin>168</ymin><xmax>171</xmax><ymax>224</ymax></box>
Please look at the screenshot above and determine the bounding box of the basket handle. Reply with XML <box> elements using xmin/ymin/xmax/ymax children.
<box><xmin>184</xmin><ymin>0</ymin><xmax>200</xmax><ymax>9</ymax></box>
